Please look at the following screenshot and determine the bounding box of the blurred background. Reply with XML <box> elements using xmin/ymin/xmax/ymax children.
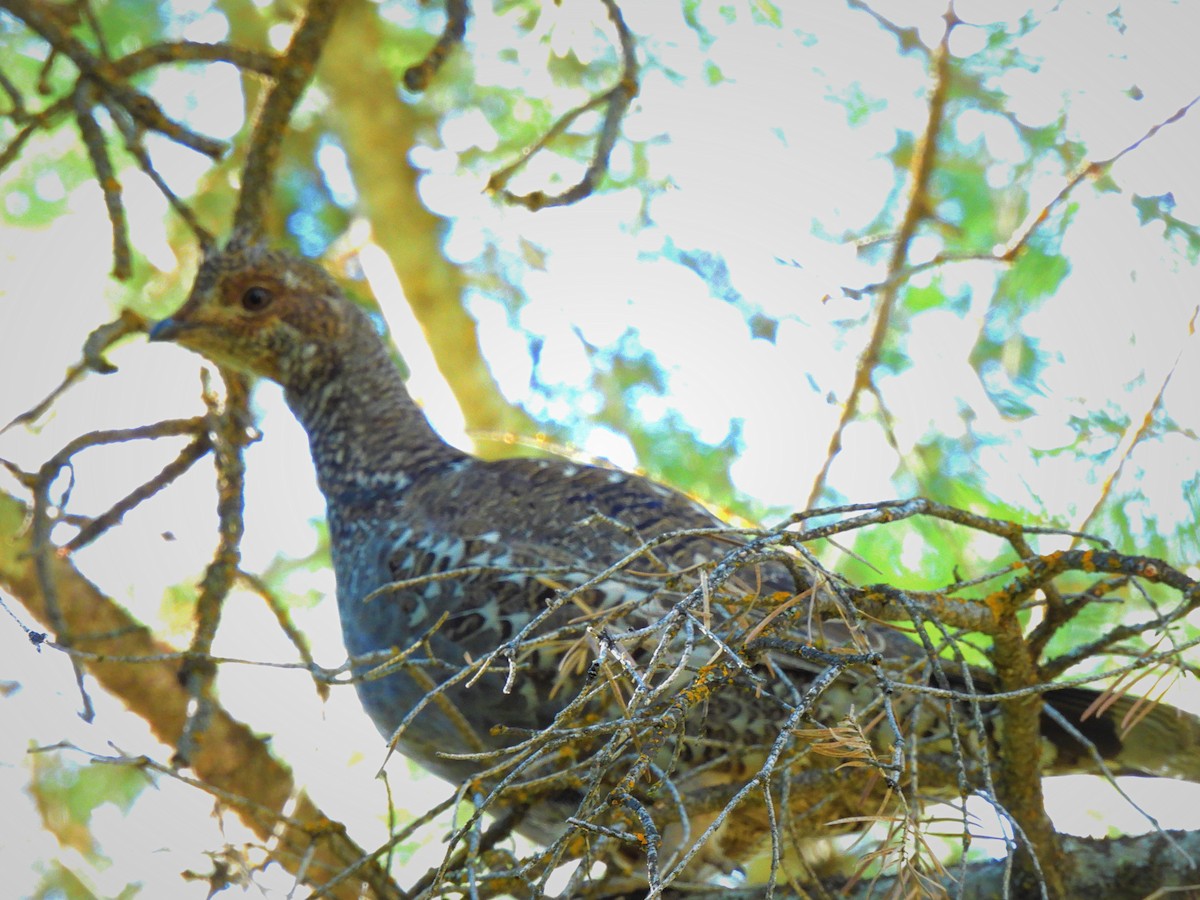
<box><xmin>1</xmin><ymin>0</ymin><xmax>1198</xmax><ymax>895</ymax></box>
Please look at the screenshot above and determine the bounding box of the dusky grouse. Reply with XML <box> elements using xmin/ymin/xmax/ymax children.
<box><xmin>151</xmin><ymin>240</ymin><xmax>1200</xmax><ymax>888</ymax></box>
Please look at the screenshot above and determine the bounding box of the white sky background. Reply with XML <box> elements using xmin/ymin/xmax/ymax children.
<box><xmin>2</xmin><ymin>0</ymin><xmax>1200</xmax><ymax>896</ymax></box>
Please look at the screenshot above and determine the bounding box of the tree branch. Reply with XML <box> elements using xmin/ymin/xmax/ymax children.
<box><xmin>232</xmin><ymin>0</ymin><xmax>346</xmax><ymax>239</ymax></box>
<box><xmin>0</xmin><ymin>490</ymin><xmax>403</xmax><ymax>899</ymax></box>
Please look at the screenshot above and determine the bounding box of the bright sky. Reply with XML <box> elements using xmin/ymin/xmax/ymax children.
<box><xmin>2</xmin><ymin>1</ymin><xmax>1199</xmax><ymax>896</ymax></box>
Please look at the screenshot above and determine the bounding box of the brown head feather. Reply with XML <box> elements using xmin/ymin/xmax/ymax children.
<box><xmin>151</xmin><ymin>243</ymin><xmax>370</xmax><ymax>389</ymax></box>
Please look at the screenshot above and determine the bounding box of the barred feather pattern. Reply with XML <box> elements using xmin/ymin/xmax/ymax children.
<box><xmin>152</xmin><ymin>243</ymin><xmax>1200</xmax><ymax>887</ymax></box>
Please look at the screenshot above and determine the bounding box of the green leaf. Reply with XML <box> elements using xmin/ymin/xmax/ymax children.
<box><xmin>30</xmin><ymin>752</ymin><xmax>148</xmax><ymax>859</ymax></box>
<box><xmin>1132</xmin><ymin>192</ymin><xmax>1175</xmax><ymax>225</ymax></box>
<box><xmin>903</xmin><ymin>281</ymin><xmax>947</xmax><ymax>314</ymax></box>
<box><xmin>829</xmin><ymin>82</ymin><xmax>887</xmax><ymax>128</ymax></box>
<box><xmin>1130</xmin><ymin>193</ymin><xmax>1200</xmax><ymax>260</ymax></box>
<box><xmin>750</xmin><ymin>0</ymin><xmax>783</xmax><ymax>28</ymax></box>
<box><xmin>999</xmin><ymin>243</ymin><xmax>1071</xmax><ymax>305</ymax></box>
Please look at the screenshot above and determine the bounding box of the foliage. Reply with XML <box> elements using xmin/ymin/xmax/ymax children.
<box><xmin>1</xmin><ymin>1</ymin><xmax>1198</xmax><ymax>898</ymax></box>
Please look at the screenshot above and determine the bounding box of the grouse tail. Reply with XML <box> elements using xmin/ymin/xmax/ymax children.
<box><xmin>1042</xmin><ymin>685</ymin><xmax>1200</xmax><ymax>782</ymax></box>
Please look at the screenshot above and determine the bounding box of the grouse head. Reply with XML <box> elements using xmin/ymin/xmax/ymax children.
<box><xmin>149</xmin><ymin>243</ymin><xmax>372</xmax><ymax>389</ymax></box>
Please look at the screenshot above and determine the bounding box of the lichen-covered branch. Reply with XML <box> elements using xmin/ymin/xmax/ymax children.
<box><xmin>232</xmin><ymin>0</ymin><xmax>346</xmax><ymax>239</ymax></box>
<box><xmin>176</xmin><ymin>371</ymin><xmax>252</xmax><ymax>765</ymax></box>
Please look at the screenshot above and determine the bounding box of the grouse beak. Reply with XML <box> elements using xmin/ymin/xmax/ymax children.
<box><xmin>148</xmin><ymin>317</ymin><xmax>189</xmax><ymax>342</ymax></box>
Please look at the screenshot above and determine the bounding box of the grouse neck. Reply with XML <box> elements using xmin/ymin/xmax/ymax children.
<box><xmin>283</xmin><ymin>337</ymin><xmax>465</xmax><ymax>501</ymax></box>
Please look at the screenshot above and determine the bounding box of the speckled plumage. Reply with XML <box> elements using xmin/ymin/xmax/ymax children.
<box><xmin>153</xmin><ymin>242</ymin><xmax>1200</xmax><ymax>884</ymax></box>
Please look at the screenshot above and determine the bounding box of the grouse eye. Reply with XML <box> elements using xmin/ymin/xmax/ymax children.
<box><xmin>240</xmin><ymin>286</ymin><xmax>273</xmax><ymax>313</ymax></box>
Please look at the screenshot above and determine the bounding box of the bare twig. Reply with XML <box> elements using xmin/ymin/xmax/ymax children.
<box><xmin>807</xmin><ymin>11</ymin><xmax>956</xmax><ymax>508</ymax></box>
<box><xmin>488</xmin><ymin>0</ymin><xmax>639</xmax><ymax>210</ymax></box>
<box><xmin>64</xmin><ymin>434</ymin><xmax>211</xmax><ymax>552</ymax></box>
<box><xmin>73</xmin><ymin>79</ymin><xmax>132</xmax><ymax>278</ymax></box>
<box><xmin>841</xmin><ymin>95</ymin><xmax>1200</xmax><ymax>301</ymax></box>
<box><xmin>1070</xmin><ymin>305</ymin><xmax>1200</xmax><ymax>543</ymax></box>
<box><xmin>232</xmin><ymin>0</ymin><xmax>346</xmax><ymax>239</ymax></box>
<box><xmin>2</xmin><ymin>0</ymin><xmax>227</xmax><ymax>157</ymax></box>
<box><xmin>402</xmin><ymin>0</ymin><xmax>469</xmax><ymax>92</ymax></box>
<box><xmin>176</xmin><ymin>372</ymin><xmax>252</xmax><ymax>766</ymax></box>
<box><xmin>2</xmin><ymin>310</ymin><xmax>149</xmax><ymax>434</ymax></box>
